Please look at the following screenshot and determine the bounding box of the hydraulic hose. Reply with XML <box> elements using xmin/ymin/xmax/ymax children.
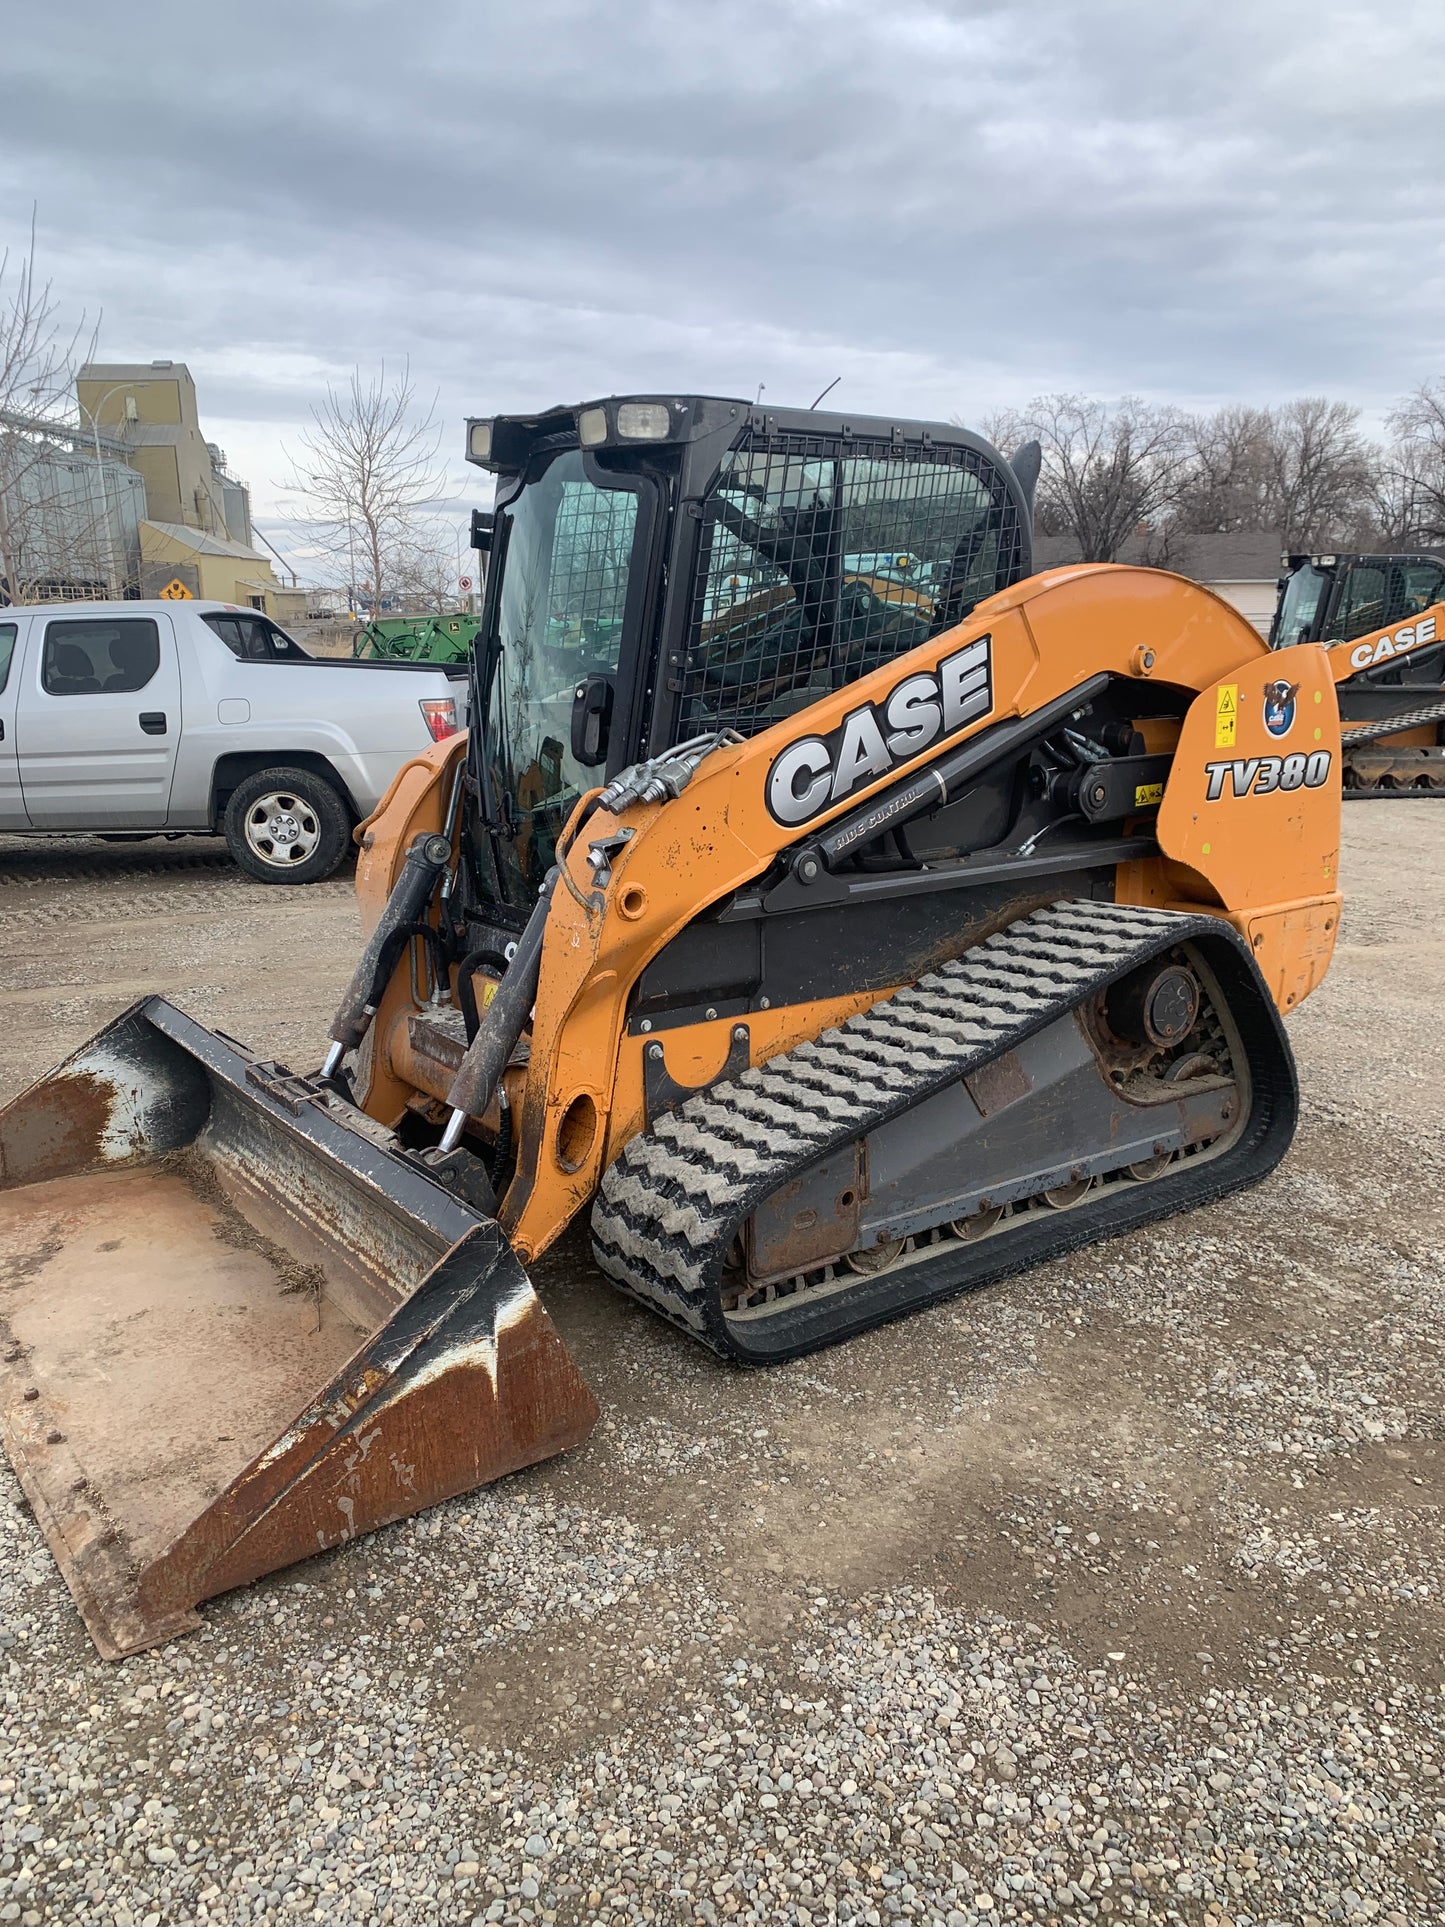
<box><xmin>455</xmin><ymin>947</ymin><xmax>512</xmax><ymax>1045</ymax></box>
<box><xmin>324</xmin><ymin>831</ymin><xmax>452</xmax><ymax>1072</ymax></box>
<box><xmin>438</xmin><ymin>869</ymin><xmax>554</xmax><ymax>1153</ymax></box>
<box><xmin>402</xmin><ymin>920</ymin><xmax>450</xmax><ymax>996</ymax></box>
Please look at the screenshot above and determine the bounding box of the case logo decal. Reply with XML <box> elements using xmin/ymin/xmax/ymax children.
<box><xmin>766</xmin><ymin>636</ymin><xmax>992</xmax><ymax>826</ymax></box>
<box><xmin>1204</xmin><ymin>750</ymin><xmax>1332</xmax><ymax>800</ymax></box>
<box><xmin>1263</xmin><ymin>679</ymin><xmax>1299</xmax><ymax>737</ymax></box>
<box><xmin>1348</xmin><ymin>614</ymin><xmax>1436</xmax><ymax>671</ymax></box>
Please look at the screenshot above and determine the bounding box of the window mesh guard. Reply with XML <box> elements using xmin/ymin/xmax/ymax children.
<box><xmin>545</xmin><ymin>485</ymin><xmax>637</xmax><ymax>663</ymax></box>
<box><xmin>675</xmin><ymin>432</ymin><xmax>1025</xmax><ymax>738</ymax></box>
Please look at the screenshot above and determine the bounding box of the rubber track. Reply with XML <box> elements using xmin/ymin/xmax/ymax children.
<box><xmin>591</xmin><ymin>898</ymin><xmax>1293</xmax><ymax>1362</ymax></box>
<box><xmin>1341</xmin><ymin>698</ymin><xmax>1445</xmax><ymax>747</ymax></box>
<box><xmin>1342</xmin><ymin>788</ymin><xmax>1445</xmax><ymax>801</ymax></box>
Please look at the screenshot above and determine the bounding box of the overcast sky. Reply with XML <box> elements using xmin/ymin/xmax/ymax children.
<box><xmin>4</xmin><ymin>0</ymin><xmax>1443</xmax><ymax>560</ymax></box>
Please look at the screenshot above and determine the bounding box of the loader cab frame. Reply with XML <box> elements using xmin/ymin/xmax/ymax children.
<box><xmin>1272</xmin><ymin>550</ymin><xmax>1445</xmax><ymax>663</ymax></box>
<box><xmin>470</xmin><ymin>437</ymin><xmax>664</xmax><ymax>911</ymax></box>
<box><xmin>464</xmin><ymin>394</ymin><xmax>1036</xmax><ymax>921</ymax></box>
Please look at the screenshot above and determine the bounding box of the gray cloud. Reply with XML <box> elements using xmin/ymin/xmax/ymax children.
<box><xmin>3</xmin><ymin>0</ymin><xmax>1442</xmax><ymax>525</ymax></box>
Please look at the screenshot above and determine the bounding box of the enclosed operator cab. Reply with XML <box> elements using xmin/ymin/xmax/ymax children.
<box><xmin>462</xmin><ymin>396</ymin><xmax>1038</xmax><ymax>927</ymax></box>
<box><xmin>1271</xmin><ymin>550</ymin><xmax>1445</xmax><ymax>795</ymax></box>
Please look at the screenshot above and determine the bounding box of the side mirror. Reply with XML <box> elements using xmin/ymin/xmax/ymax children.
<box><xmin>570</xmin><ymin>673</ymin><xmax>614</xmax><ymax>767</ymax></box>
<box><xmin>470</xmin><ymin>509</ymin><xmax>495</xmax><ymax>555</ymax></box>
<box><xmin>1007</xmin><ymin>439</ymin><xmax>1042</xmax><ymax>515</ymax></box>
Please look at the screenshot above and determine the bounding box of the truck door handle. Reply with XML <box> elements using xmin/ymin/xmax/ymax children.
<box><xmin>139</xmin><ymin>711</ymin><xmax>167</xmax><ymax>736</ymax></box>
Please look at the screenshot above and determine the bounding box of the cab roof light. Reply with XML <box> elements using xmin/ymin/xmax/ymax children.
<box><xmin>578</xmin><ymin>406</ymin><xmax>608</xmax><ymax>448</ymax></box>
<box><xmin>466</xmin><ymin>420</ymin><xmax>493</xmax><ymax>462</ymax></box>
<box><xmin>615</xmin><ymin>401</ymin><xmax>672</xmax><ymax>441</ymax></box>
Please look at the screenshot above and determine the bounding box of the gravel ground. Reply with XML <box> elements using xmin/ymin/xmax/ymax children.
<box><xmin>0</xmin><ymin>810</ymin><xmax>1441</xmax><ymax>1927</ymax></box>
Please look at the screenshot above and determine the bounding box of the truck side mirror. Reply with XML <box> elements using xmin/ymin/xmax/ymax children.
<box><xmin>470</xmin><ymin>509</ymin><xmax>495</xmax><ymax>554</ymax></box>
<box><xmin>571</xmin><ymin>674</ymin><xmax>614</xmax><ymax>767</ymax></box>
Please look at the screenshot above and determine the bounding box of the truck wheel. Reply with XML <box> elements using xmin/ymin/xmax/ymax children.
<box><xmin>223</xmin><ymin>767</ymin><xmax>352</xmax><ymax>885</ymax></box>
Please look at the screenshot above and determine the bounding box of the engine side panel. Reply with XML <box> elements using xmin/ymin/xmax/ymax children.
<box><xmin>502</xmin><ymin>566</ymin><xmax>1325</xmax><ymax>1264</ymax></box>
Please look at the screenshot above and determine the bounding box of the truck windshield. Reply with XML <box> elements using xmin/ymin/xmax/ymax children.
<box><xmin>1272</xmin><ymin>564</ymin><xmax>1330</xmax><ymax>650</ymax></box>
<box><xmin>482</xmin><ymin>447</ymin><xmax>646</xmax><ymax>902</ymax></box>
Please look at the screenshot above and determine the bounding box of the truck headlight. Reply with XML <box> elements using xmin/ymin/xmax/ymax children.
<box><xmin>578</xmin><ymin>407</ymin><xmax>608</xmax><ymax>448</ymax></box>
<box><xmin>467</xmin><ymin>420</ymin><xmax>493</xmax><ymax>462</ymax></box>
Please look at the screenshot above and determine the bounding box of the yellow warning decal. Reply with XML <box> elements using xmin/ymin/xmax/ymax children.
<box><xmin>1133</xmin><ymin>781</ymin><xmax>1164</xmax><ymax>808</ymax></box>
<box><xmin>1215</xmin><ymin>683</ymin><xmax>1238</xmax><ymax>748</ymax></box>
<box><xmin>159</xmin><ymin>578</ymin><xmax>193</xmax><ymax>600</ymax></box>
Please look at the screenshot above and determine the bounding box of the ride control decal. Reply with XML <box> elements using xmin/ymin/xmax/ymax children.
<box><xmin>765</xmin><ymin>636</ymin><xmax>993</xmax><ymax>825</ymax></box>
<box><xmin>1214</xmin><ymin>684</ymin><xmax>1237</xmax><ymax>748</ymax></box>
<box><xmin>1204</xmin><ymin>750</ymin><xmax>1332</xmax><ymax>801</ymax></box>
<box><xmin>1346</xmin><ymin>614</ymin><xmax>1437</xmax><ymax>671</ymax></box>
<box><xmin>1263</xmin><ymin>679</ymin><xmax>1299</xmax><ymax>737</ymax></box>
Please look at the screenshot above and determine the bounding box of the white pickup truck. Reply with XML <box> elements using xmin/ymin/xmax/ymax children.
<box><xmin>0</xmin><ymin>600</ymin><xmax>468</xmax><ymax>883</ymax></box>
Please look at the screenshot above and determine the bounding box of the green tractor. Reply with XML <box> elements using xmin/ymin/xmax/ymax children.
<box><xmin>352</xmin><ymin>611</ymin><xmax>480</xmax><ymax>664</ymax></box>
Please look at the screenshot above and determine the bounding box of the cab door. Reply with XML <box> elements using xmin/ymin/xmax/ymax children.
<box><xmin>17</xmin><ymin>611</ymin><xmax>183</xmax><ymax>827</ymax></box>
<box><xmin>0</xmin><ymin>614</ymin><xmax>27</xmax><ymax>829</ymax></box>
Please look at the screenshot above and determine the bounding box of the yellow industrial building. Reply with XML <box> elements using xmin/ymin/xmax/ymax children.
<box><xmin>76</xmin><ymin>361</ymin><xmax>306</xmax><ymax>622</ymax></box>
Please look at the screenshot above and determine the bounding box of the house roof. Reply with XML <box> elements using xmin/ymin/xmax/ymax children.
<box><xmin>1033</xmin><ymin>531</ymin><xmax>1286</xmax><ymax>582</ymax></box>
<box><xmin>79</xmin><ymin>362</ymin><xmax>192</xmax><ymax>384</ymax></box>
<box><xmin>142</xmin><ymin>518</ymin><xmax>270</xmax><ymax>564</ymax></box>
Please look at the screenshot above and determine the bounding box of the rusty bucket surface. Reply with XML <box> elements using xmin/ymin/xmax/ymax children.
<box><xmin>0</xmin><ymin>1000</ymin><xmax>597</xmax><ymax>1659</ymax></box>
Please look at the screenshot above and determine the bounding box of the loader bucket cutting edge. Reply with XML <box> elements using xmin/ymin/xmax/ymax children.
<box><xmin>0</xmin><ymin>999</ymin><xmax>598</xmax><ymax>1660</ymax></box>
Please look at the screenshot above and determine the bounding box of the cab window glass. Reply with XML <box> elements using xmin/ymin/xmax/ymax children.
<box><xmin>1334</xmin><ymin>565</ymin><xmax>1391</xmax><ymax>641</ymax></box>
<box><xmin>42</xmin><ymin>618</ymin><xmax>160</xmax><ymax>695</ymax></box>
<box><xmin>247</xmin><ymin>617</ymin><xmax>308</xmax><ymax>659</ymax></box>
<box><xmin>0</xmin><ymin>623</ymin><xmax>15</xmax><ymax>693</ymax></box>
<box><xmin>203</xmin><ymin>615</ymin><xmax>245</xmax><ymax>656</ymax></box>
<box><xmin>486</xmin><ymin>448</ymin><xmax>644</xmax><ymax>904</ymax></box>
<box><xmin>202</xmin><ymin>613</ymin><xmax>309</xmax><ymax>660</ymax></box>
<box><xmin>679</xmin><ymin>436</ymin><xmax>1022</xmax><ymax>736</ymax></box>
<box><xmin>1273</xmin><ymin>565</ymin><xmax>1328</xmax><ymax>649</ymax></box>
<box><xmin>1401</xmin><ymin>562</ymin><xmax>1445</xmax><ymax>617</ymax></box>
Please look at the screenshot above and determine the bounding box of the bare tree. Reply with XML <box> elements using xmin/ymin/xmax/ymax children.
<box><xmin>1373</xmin><ymin>381</ymin><xmax>1445</xmax><ymax>546</ymax></box>
<box><xmin>388</xmin><ymin>519</ymin><xmax>464</xmax><ymax>613</ymax></box>
<box><xmin>985</xmin><ymin>395</ymin><xmax>1192</xmax><ymax>562</ymax></box>
<box><xmin>1173</xmin><ymin>405</ymin><xmax>1276</xmax><ymax>535</ymax></box>
<box><xmin>0</xmin><ymin>211</ymin><xmax>111</xmax><ymax>601</ymax></box>
<box><xmin>283</xmin><ymin>365</ymin><xmax>448</xmax><ymax>614</ymax></box>
<box><xmin>1258</xmin><ymin>398</ymin><xmax>1374</xmax><ymax>550</ymax></box>
<box><xmin>1167</xmin><ymin>398</ymin><xmax>1375</xmax><ymax>549</ymax></box>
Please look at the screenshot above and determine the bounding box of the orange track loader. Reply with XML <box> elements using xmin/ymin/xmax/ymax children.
<box><xmin>0</xmin><ymin>396</ymin><xmax>1342</xmax><ymax>1655</ymax></box>
<box><xmin>1271</xmin><ymin>549</ymin><xmax>1445</xmax><ymax>794</ymax></box>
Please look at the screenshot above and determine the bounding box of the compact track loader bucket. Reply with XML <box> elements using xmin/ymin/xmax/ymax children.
<box><xmin>0</xmin><ymin>1000</ymin><xmax>597</xmax><ymax>1659</ymax></box>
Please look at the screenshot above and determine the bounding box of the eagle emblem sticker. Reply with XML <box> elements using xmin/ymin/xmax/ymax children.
<box><xmin>1263</xmin><ymin>679</ymin><xmax>1299</xmax><ymax>738</ymax></box>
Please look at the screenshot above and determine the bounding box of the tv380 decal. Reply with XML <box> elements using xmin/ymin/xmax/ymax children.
<box><xmin>765</xmin><ymin>636</ymin><xmax>992</xmax><ymax>825</ymax></box>
<box><xmin>1204</xmin><ymin>750</ymin><xmax>1332</xmax><ymax>800</ymax></box>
